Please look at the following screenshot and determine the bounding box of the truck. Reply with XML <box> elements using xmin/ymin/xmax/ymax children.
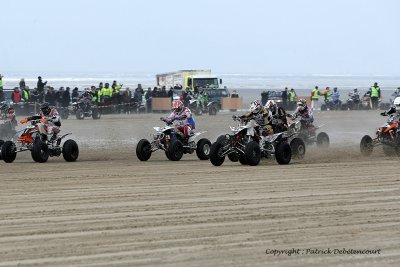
<box><xmin>156</xmin><ymin>70</ymin><xmax>222</xmax><ymax>90</ymax></box>
<box><xmin>155</xmin><ymin>70</ymin><xmax>232</xmax><ymax>116</ymax></box>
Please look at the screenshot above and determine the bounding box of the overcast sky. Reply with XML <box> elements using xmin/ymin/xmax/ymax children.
<box><xmin>1</xmin><ymin>0</ymin><xmax>399</xmax><ymax>75</ymax></box>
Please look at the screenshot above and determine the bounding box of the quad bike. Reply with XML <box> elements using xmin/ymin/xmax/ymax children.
<box><xmin>136</xmin><ymin>118</ymin><xmax>211</xmax><ymax>161</ymax></box>
<box><xmin>0</xmin><ymin>118</ymin><xmax>79</xmax><ymax>163</ymax></box>
<box><xmin>287</xmin><ymin>114</ymin><xmax>329</xmax><ymax>148</ymax></box>
<box><xmin>360</xmin><ymin>114</ymin><xmax>400</xmax><ymax>156</ymax></box>
<box><xmin>72</xmin><ymin>98</ymin><xmax>101</xmax><ymax>120</ymax></box>
<box><xmin>321</xmin><ymin>99</ymin><xmax>343</xmax><ymax>111</ymax></box>
<box><xmin>210</xmin><ymin>116</ymin><xmax>304</xmax><ymax>166</ymax></box>
<box><xmin>188</xmin><ymin>95</ymin><xmax>218</xmax><ymax>116</ymax></box>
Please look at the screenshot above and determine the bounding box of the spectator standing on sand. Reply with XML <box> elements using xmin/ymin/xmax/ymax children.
<box><xmin>145</xmin><ymin>87</ymin><xmax>152</xmax><ymax>112</ymax></box>
<box><xmin>167</xmin><ymin>87</ymin><xmax>173</xmax><ymax>101</ymax></box>
<box><xmin>45</xmin><ymin>87</ymin><xmax>56</xmax><ymax>106</ymax></box>
<box><xmin>62</xmin><ymin>87</ymin><xmax>71</xmax><ymax>107</ymax></box>
<box><xmin>37</xmin><ymin>76</ymin><xmax>47</xmax><ymax>103</ymax></box>
<box><xmin>122</xmin><ymin>87</ymin><xmax>132</xmax><ymax>113</ymax></box>
<box><xmin>22</xmin><ymin>86</ymin><xmax>31</xmax><ymax>102</ymax></box>
<box><xmin>311</xmin><ymin>86</ymin><xmax>320</xmax><ymax>111</ymax></box>
<box><xmin>281</xmin><ymin>87</ymin><xmax>288</xmax><ymax>109</ymax></box>
<box><xmin>288</xmin><ymin>88</ymin><xmax>297</xmax><ymax>110</ymax></box>
<box><xmin>11</xmin><ymin>87</ymin><xmax>22</xmax><ymax>103</ymax></box>
<box><xmin>369</xmin><ymin>82</ymin><xmax>381</xmax><ymax>110</ymax></box>
<box><xmin>160</xmin><ymin>86</ymin><xmax>167</xmax><ymax>97</ymax></box>
<box><xmin>19</xmin><ymin>78</ymin><xmax>26</xmax><ymax>90</ymax></box>
<box><xmin>261</xmin><ymin>90</ymin><xmax>269</xmax><ymax>106</ymax></box>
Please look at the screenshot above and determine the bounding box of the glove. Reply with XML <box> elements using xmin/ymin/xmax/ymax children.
<box><xmin>380</xmin><ymin>112</ymin><xmax>386</xmax><ymax>116</ymax></box>
<box><xmin>20</xmin><ymin>119</ymin><xmax>28</xmax><ymax>124</ymax></box>
<box><xmin>40</xmin><ymin>118</ymin><xmax>48</xmax><ymax>124</ymax></box>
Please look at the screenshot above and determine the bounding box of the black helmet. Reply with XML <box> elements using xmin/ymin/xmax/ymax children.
<box><xmin>40</xmin><ymin>102</ymin><xmax>51</xmax><ymax>115</ymax></box>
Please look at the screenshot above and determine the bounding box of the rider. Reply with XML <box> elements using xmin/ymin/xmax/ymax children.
<box><xmin>20</xmin><ymin>102</ymin><xmax>61</xmax><ymax>142</ymax></box>
<box><xmin>0</xmin><ymin>103</ymin><xmax>17</xmax><ymax>127</ymax></box>
<box><xmin>331</xmin><ymin>87</ymin><xmax>341</xmax><ymax>105</ymax></box>
<box><xmin>380</xmin><ymin>96</ymin><xmax>400</xmax><ymax>122</ymax></box>
<box><xmin>291</xmin><ymin>98</ymin><xmax>314</xmax><ymax>128</ymax></box>
<box><xmin>265</xmin><ymin>100</ymin><xmax>288</xmax><ymax>133</ymax></box>
<box><xmin>79</xmin><ymin>89</ymin><xmax>93</xmax><ymax>112</ymax></box>
<box><xmin>238</xmin><ymin>100</ymin><xmax>273</xmax><ymax>136</ymax></box>
<box><xmin>162</xmin><ymin>100</ymin><xmax>195</xmax><ymax>141</ymax></box>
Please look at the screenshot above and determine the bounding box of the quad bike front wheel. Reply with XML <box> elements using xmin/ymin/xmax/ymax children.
<box><xmin>316</xmin><ymin>132</ymin><xmax>330</xmax><ymax>148</ymax></box>
<box><xmin>290</xmin><ymin>138</ymin><xmax>306</xmax><ymax>159</ymax></box>
<box><xmin>136</xmin><ymin>139</ymin><xmax>152</xmax><ymax>161</ymax></box>
<box><xmin>244</xmin><ymin>141</ymin><xmax>261</xmax><ymax>166</ymax></box>
<box><xmin>209</xmin><ymin>142</ymin><xmax>225</xmax><ymax>166</ymax></box>
<box><xmin>196</xmin><ymin>138</ymin><xmax>211</xmax><ymax>160</ymax></box>
<box><xmin>275</xmin><ymin>142</ymin><xmax>292</xmax><ymax>165</ymax></box>
<box><xmin>63</xmin><ymin>139</ymin><xmax>79</xmax><ymax>162</ymax></box>
<box><xmin>360</xmin><ymin>135</ymin><xmax>373</xmax><ymax>156</ymax></box>
<box><xmin>1</xmin><ymin>141</ymin><xmax>17</xmax><ymax>163</ymax></box>
<box><xmin>167</xmin><ymin>140</ymin><xmax>183</xmax><ymax>161</ymax></box>
<box><xmin>92</xmin><ymin>108</ymin><xmax>101</xmax><ymax>120</ymax></box>
<box><xmin>32</xmin><ymin>141</ymin><xmax>49</xmax><ymax>163</ymax></box>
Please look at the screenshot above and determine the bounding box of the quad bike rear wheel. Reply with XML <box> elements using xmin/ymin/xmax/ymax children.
<box><xmin>244</xmin><ymin>141</ymin><xmax>261</xmax><ymax>166</ymax></box>
<box><xmin>32</xmin><ymin>141</ymin><xmax>49</xmax><ymax>163</ymax></box>
<box><xmin>290</xmin><ymin>138</ymin><xmax>306</xmax><ymax>159</ymax></box>
<box><xmin>1</xmin><ymin>141</ymin><xmax>17</xmax><ymax>163</ymax></box>
<box><xmin>63</xmin><ymin>139</ymin><xmax>79</xmax><ymax>162</ymax></box>
<box><xmin>136</xmin><ymin>139</ymin><xmax>152</xmax><ymax>161</ymax></box>
<box><xmin>360</xmin><ymin>135</ymin><xmax>373</xmax><ymax>156</ymax></box>
<box><xmin>316</xmin><ymin>132</ymin><xmax>330</xmax><ymax>148</ymax></box>
<box><xmin>196</xmin><ymin>138</ymin><xmax>211</xmax><ymax>160</ymax></box>
<box><xmin>0</xmin><ymin>139</ymin><xmax>4</xmax><ymax>160</ymax></box>
<box><xmin>167</xmin><ymin>139</ymin><xmax>183</xmax><ymax>161</ymax></box>
<box><xmin>76</xmin><ymin>109</ymin><xmax>85</xmax><ymax>120</ymax></box>
<box><xmin>275</xmin><ymin>142</ymin><xmax>292</xmax><ymax>165</ymax></box>
<box><xmin>209</xmin><ymin>142</ymin><xmax>225</xmax><ymax>166</ymax></box>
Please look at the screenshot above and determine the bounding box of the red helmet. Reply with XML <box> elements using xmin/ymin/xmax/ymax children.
<box><xmin>172</xmin><ymin>100</ymin><xmax>184</xmax><ymax>113</ymax></box>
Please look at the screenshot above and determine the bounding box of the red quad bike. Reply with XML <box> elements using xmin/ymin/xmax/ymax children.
<box><xmin>0</xmin><ymin>118</ymin><xmax>79</xmax><ymax>163</ymax></box>
<box><xmin>360</xmin><ymin>114</ymin><xmax>400</xmax><ymax>156</ymax></box>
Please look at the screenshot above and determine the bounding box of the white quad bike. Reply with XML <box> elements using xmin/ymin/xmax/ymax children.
<box><xmin>136</xmin><ymin>118</ymin><xmax>211</xmax><ymax>161</ymax></box>
<box><xmin>210</xmin><ymin>115</ymin><xmax>305</xmax><ymax>166</ymax></box>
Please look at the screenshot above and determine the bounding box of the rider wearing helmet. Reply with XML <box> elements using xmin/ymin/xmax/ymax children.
<box><xmin>162</xmin><ymin>100</ymin><xmax>195</xmax><ymax>141</ymax></box>
<box><xmin>0</xmin><ymin>102</ymin><xmax>8</xmax><ymax>119</ymax></box>
<box><xmin>291</xmin><ymin>98</ymin><xmax>314</xmax><ymax>126</ymax></box>
<box><xmin>20</xmin><ymin>102</ymin><xmax>61</xmax><ymax>141</ymax></box>
<box><xmin>265</xmin><ymin>100</ymin><xmax>288</xmax><ymax>133</ymax></box>
<box><xmin>0</xmin><ymin>102</ymin><xmax>17</xmax><ymax>126</ymax></box>
<box><xmin>238</xmin><ymin>99</ymin><xmax>273</xmax><ymax>136</ymax></box>
<box><xmin>381</xmin><ymin>96</ymin><xmax>400</xmax><ymax>121</ymax></box>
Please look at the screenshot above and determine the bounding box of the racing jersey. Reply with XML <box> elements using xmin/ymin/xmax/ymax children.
<box><xmin>167</xmin><ymin>107</ymin><xmax>195</xmax><ymax>128</ymax></box>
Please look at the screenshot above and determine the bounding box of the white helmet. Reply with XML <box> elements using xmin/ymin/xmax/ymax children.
<box><xmin>249</xmin><ymin>100</ymin><xmax>262</xmax><ymax>114</ymax></box>
<box><xmin>394</xmin><ymin>97</ymin><xmax>400</xmax><ymax>111</ymax></box>
<box><xmin>265</xmin><ymin>100</ymin><xmax>277</xmax><ymax>110</ymax></box>
<box><xmin>297</xmin><ymin>98</ymin><xmax>307</xmax><ymax>111</ymax></box>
